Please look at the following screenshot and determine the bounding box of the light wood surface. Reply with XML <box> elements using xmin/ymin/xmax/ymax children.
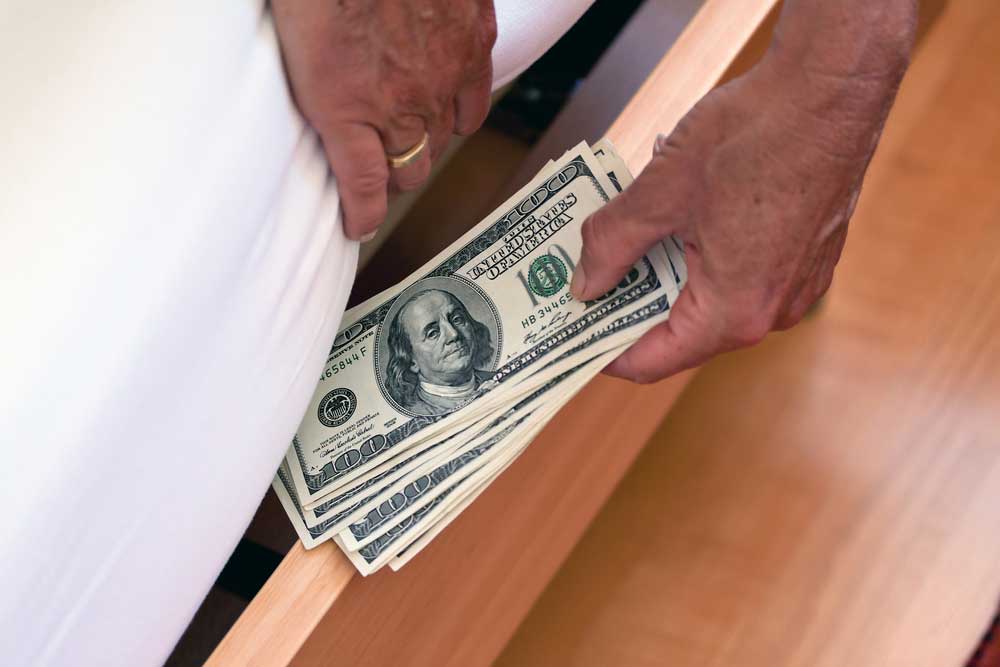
<box><xmin>497</xmin><ymin>1</ymin><xmax>1000</xmax><ymax>665</ymax></box>
<box><xmin>206</xmin><ymin>1</ymin><xmax>779</xmax><ymax>665</ymax></box>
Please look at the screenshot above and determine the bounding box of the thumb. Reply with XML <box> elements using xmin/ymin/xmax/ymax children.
<box><xmin>571</xmin><ymin>158</ymin><xmax>678</xmax><ymax>301</ymax></box>
<box><xmin>603</xmin><ymin>281</ymin><xmax>721</xmax><ymax>383</ymax></box>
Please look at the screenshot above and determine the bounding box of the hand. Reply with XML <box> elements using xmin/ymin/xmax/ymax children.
<box><xmin>273</xmin><ymin>0</ymin><xmax>497</xmax><ymax>240</ymax></box>
<box><xmin>571</xmin><ymin>19</ymin><xmax>913</xmax><ymax>383</ymax></box>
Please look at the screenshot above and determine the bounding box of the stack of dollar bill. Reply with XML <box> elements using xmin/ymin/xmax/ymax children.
<box><xmin>272</xmin><ymin>139</ymin><xmax>687</xmax><ymax>575</ymax></box>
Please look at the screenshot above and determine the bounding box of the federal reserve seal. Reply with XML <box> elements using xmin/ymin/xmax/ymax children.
<box><xmin>317</xmin><ymin>388</ymin><xmax>357</xmax><ymax>427</ymax></box>
<box><xmin>527</xmin><ymin>254</ymin><xmax>568</xmax><ymax>298</ymax></box>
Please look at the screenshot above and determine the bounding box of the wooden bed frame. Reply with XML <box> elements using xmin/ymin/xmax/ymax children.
<box><xmin>207</xmin><ymin>2</ymin><xmax>781</xmax><ymax>664</ymax></box>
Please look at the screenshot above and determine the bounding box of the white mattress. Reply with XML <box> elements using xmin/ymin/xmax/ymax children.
<box><xmin>0</xmin><ymin>1</ymin><xmax>594</xmax><ymax>664</ymax></box>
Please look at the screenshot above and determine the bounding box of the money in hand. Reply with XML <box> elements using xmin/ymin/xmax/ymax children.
<box><xmin>272</xmin><ymin>140</ymin><xmax>687</xmax><ymax>575</ymax></box>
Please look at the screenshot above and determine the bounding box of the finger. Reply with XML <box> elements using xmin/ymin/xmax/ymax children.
<box><xmin>383</xmin><ymin>115</ymin><xmax>432</xmax><ymax>193</ymax></box>
<box><xmin>571</xmin><ymin>162</ymin><xmax>678</xmax><ymax>301</ymax></box>
<box><xmin>322</xmin><ymin>123</ymin><xmax>389</xmax><ymax>241</ymax></box>
<box><xmin>454</xmin><ymin>62</ymin><xmax>493</xmax><ymax>136</ymax></box>
<box><xmin>603</xmin><ymin>285</ymin><xmax>725</xmax><ymax>383</ymax></box>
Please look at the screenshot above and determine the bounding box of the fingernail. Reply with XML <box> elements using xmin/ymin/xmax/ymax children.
<box><xmin>360</xmin><ymin>230</ymin><xmax>377</xmax><ymax>243</ymax></box>
<box><xmin>653</xmin><ymin>133</ymin><xmax>669</xmax><ymax>155</ymax></box>
<box><xmin>602</xmin><ymin>356</ymin><xmax>628</xmax><ymax>379</ymax></box>
<box><xmin>570</xmin><ymin>265</ymin><xmax>587</xmax><ymax>299</ymax></box>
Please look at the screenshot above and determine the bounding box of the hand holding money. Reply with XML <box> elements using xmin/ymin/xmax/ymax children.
<box><xmin>573</xmin><ymin>3</ymin><xmax>913</xmax><ymax>384</ymax></box>
<box><xmin>273</xmin><ymin>139</ymin><xmax>687</xmax><ymax>575</ymax></box>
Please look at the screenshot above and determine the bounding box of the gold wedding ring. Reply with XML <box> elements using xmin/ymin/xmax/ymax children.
<box><xmin>387</xmin><ymin>132</ymin><xmax>429</xmax><ymax>169</ymax></box>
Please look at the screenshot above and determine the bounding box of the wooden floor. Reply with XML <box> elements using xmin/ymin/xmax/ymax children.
<box><xmin>496</xmin><ymin>1</ymin><xmax>1000</xmax><ymax>666</ymax></box>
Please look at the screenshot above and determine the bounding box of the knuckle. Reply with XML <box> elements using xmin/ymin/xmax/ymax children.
<box><xmin>388</xmin><ymin>111</ymin><xmax>425</xmax><ymax>137</ymax></box>
<box><xmin>393</xmin><ymin>85</ymin><xmax>432</xmax><ymax>118</ymax></box>
<box><xmin>344</xmin><ymin>159</ymin><xmax>388</xmax><ymax>198</ymax></box>
<box><xmin>464</xmin><ymin>58</ymin><xmax>493</xmax><ymax>91</ymax></box>
<box><xmin>580</xmin><ymin>212</ymin><xmax>615</xmax><ymax>260</ymax></box>
<box><xmin>480</xmin><ymin>20</ymin><xmax>498</xmax><ymax>50</ymax></box>
<box><xmin>478</xmin><ymin>6</ymin><xmax>498</xmax><ymax>49</ymax></box>
<box><xmin>394</xmin><ymin>92</ymin><xmax>418</xmax><ymax>116</ymax></box>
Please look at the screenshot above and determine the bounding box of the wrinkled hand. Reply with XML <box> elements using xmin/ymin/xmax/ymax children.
<box><xmin>571</xmin><ymin>50</ymin><xmax>908</xmax><ymax>383</ymax></box>
<box><xmin>273</xmin><ymin>0</ymin><xmax>497</xmax><ymax>240</ymax></box>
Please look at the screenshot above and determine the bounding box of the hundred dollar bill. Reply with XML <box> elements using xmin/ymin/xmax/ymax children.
<box><xmin>286</xmin><ymin>396</ymin><xmax>528</xmax><ymax>535</ymax></box>
<box><xmin>335</xmin><ymin>343</ymin><xmax>622</xmax><ymax>551</ymax></box>
<box><xmin>294</xmin><ymin>401</ymin><xmax>531</xmax><ymax>539</ymax></box>
<box><xmin>294</xmin><ymin>275</ymin><xmax>669</xmax><ymax>515</ymax></box>
<box><xmin>275</xmin><ymin>338</ymin><xmax>624</xmax><ymax>548</ymax></box>
<box><xmin>284</xmin><ymin>143</ymin><xmax>677</xmax><ymax>508</ymax></box>
<box><xmin>273</xmin><ymin>416</ymin><xmax>530</xmax><ymax>552</ymax></box>
<box><xmin>294</xmin><ymin>344</ymin><xmax>583</xmax><ymax>514</ymax></box>
<box><xmin>294</xmin><ymin>329</ymin><xmax>626</xmax><ymax>532</ymax></box>
<box><xmin>336</xmin><ymin>346</ymin><xmax>620</xmax><ymax>574</ymax></box>
<box><xmin>295</xmin><ymin>372</ymin><xmax>567</xmax><ymax>530</ymax></box>
<box><xmin>293</xmin><ymin>316</ymin><xmax>639</xmax><ymax>525</ymax></box>
<box><xmin>294</xmin><ymin>387</ymin><xmax>547</xmax><ymax>528</ymax></box>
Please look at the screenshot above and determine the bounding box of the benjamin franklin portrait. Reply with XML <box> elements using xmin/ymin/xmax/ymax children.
<box><xmin>384</xmin><ymin>288</ymin><xmax>496</xmax><ymax>416</ymax></box>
